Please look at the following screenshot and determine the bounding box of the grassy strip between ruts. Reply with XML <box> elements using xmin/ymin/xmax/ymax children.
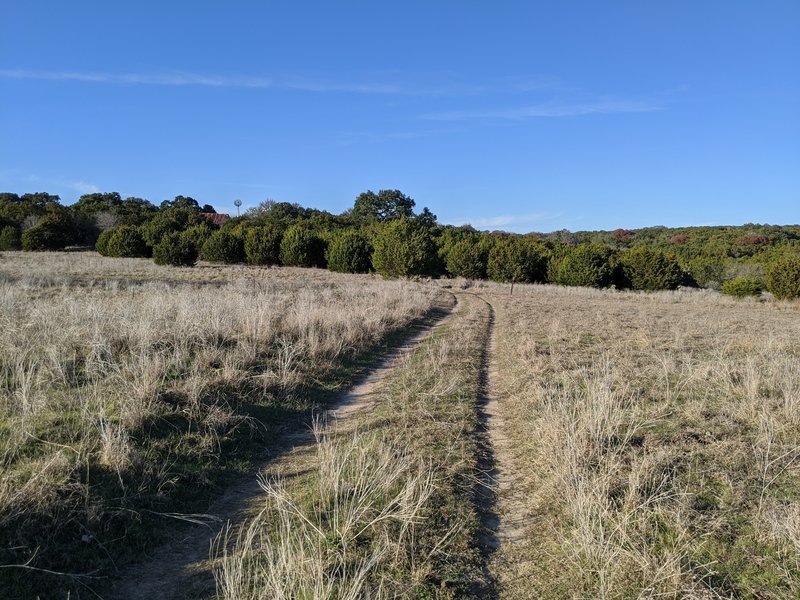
<box><xmin>214</xmin><ymin>291</ymin><xmax>492</xmax><ymax>599</ymax></box>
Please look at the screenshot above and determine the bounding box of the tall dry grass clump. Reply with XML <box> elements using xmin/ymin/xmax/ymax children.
<box><xmin>216</xmin><ymin>421</ymin><xmax>436</xmax><ymax>600</ymax></box>
<box><xmin>487</xmin><ymin>282</ymin><xmax>800</xmax><ymax>599</ymax></box>
<box><xmin>0</xmin><ymin>252</ymin><xmax>438</xmax><ymax>596</ymax></box>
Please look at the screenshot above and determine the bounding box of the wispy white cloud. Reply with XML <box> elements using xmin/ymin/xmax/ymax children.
<box><xmin>421</xmin><ymin>99</ymin><xmax>660</xmax><ymax>121</ymax></box>
<box><xmin>337</xmin><ymin>127</ymin><xmax>462</xmax><ymax>145</ymax></box>
<box><xmin>0</xmin><ymin>68</ymin><xmax>273</xmax><ymax>88</ymax></box>
<box><xmin>281</xmin><ymin>79</ymin><xmax>445</xmax><ymax>95</ymax></box>
<box><xmin>63</xmin><ymin>180</ymin><xmax>100</xmax><ymax>194</ymax></box>
<box><xmin>0</xmin><ymin>68</ymin><xmax>448</xmax><ymax>95</ymax></box>
<box><xmin>445</xmin><ymin>211</ymin><xmax>563</xmax><ymax>231</ymax></box>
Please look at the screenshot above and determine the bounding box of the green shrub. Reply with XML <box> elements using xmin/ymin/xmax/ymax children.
<box><xmin>97</xmin><ymin>225</ymin><xmax>149</xmax><ymax>257</ymax></box>
<box><xmin>372</xmin><ymin>218</ymin><xmax>438</xmax><ymax>278</ymax></box>
<box><xmin>618</xmin><ymin>247</ymin><xmax>683</xmax><ymax>291</ymax></box>
<box><xmin>487</xmin><ymin>237</ymin><xmax>548</xmax><ymax>284</ymax></box>
<box><xmin>182</xmin><ymin>223</ymin><xmax>214</xmax><ymax>254</ymax></box>
<box><xmin>95</xmin><ymin>228</ymin><xmax>113</xmax><ymax>255</ymax></box>
<box><xmin>688</xmin><ymin>256</ymin><xmax>726</xmax><ymax>289</ymax></box>
<box><xmin>553</xmin><ymin>244</ymin><xmax>614</xmax><ymax>288</ymax></box>
<box><xmin>327</xmin><ymin>230</ymin><xmax>372</xmax><ymax>273</ymax></box>
<box><xmin>445</xmin><ymin>237</ymin><xmax>488</xmax><ymax>279</ymax></box>
<box><xmin>279</xmin><ymin>224</ymin><xmax>327</xmax><ymax>268</ymax></box>
<box><xmin>201</xmin><ymin>230</ymin><xmax>244</xmax><ymax>263</ymax></box>
<box><xmin>140</xmin><ymin>208</ymin><xmax>198</xmax><ymax>247</ymax></box>
<box><xmin>21</xmin><ymin>215</ymin><xmax>73</xmax><ymax>251</ymax></box>
<box><xmin>244</xmin><ymin>225</ymin><xmax>283</xmax><ymax>266</ymax></box>
<box><xmin>152</xmin><ymin>231</ymin><xmax>198</xmax><ymax>267</ymax></box>
<box><xmin>721</xmin><ymin>276</ymin><xmax>763</xmax><ymax>298</ymax></box>
<box><xmin>0</xmin><ymin>225</ymin><xmax>21</xmax><ymax>250</ymax></box>
<box><xmin>765</xmin><ymin>254</ymin><xmax>800</xmax><ymax>300</ymax></box>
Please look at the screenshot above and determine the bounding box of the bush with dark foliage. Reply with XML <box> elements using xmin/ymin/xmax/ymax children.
<box><xmin>152</xmin><ymin>231</ymin><xmax>198</xmax><ymax>267</ymax></box>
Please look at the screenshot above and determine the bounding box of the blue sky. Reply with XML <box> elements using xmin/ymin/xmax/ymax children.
<box><xmin>1</xmin><ymin>1</ymin><xmax>798</xmax><ymax>232</ymax></box>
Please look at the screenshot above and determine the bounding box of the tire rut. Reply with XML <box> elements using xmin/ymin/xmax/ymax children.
<box><xmin>470</xmin><ymin>291</ymin><xmax>528</xmax><ymax>597</ymax></box>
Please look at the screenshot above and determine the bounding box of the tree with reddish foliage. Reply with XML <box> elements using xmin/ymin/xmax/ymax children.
<box><xmin>611</xmin><ymin>228</ymin><xmax>636</xmax><ymax>243</ymax></box>
<box><xmin>670</xmin><ymin>234</ymin><xmax>690</xmax><ymax>245</ymax></box>
<box><xmin>735</xmin><ymin>233</ymin><xmax>770</xmax><ymax>247</ymax></box>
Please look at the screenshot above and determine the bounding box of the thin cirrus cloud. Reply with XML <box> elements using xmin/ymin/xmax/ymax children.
<box><xmin>0</xmin><ymin>68</ymin><xmax>448</xmax><ymax>95</ymax></box>
<box><xmin>420</xmin><ymin>99</ymin><xmax>660</xmax><ymax>121</ymax></box>
<box><xmin>63</xmin><ymin>180</ymin><xmax>100</xmax><ymax>194</ymax></box>
<box><xmin>446</xmin><ymin>211</ymin><xmax>564</xmax><ymax>230</ymax></box>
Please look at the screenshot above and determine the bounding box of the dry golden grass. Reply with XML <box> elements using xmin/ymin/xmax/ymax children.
<box><xmin>0</xmin><ymin>251</ymin><xmax>438</xmax><ymax>596</ymax></box>
<box><xmin>483</xmin><ymin>283</ymin><xmax>800</xmax><ymax>599</ymax></box>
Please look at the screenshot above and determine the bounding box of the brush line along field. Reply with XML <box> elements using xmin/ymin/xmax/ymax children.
<box><xmin>1</xmin><ymin>251</ymin><xmax>799</xmax><ymax>599</ymax></box>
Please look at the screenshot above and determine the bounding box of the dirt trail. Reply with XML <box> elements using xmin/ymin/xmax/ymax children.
<box><xmin>105</xmin><ymin>298</ymin><xmax>455</xmax><ymax>600</ymax></box>
<box><xmin>471</xmin><ymin>292</ymin><xmax>529</xmax><ymax>591</ymax></box>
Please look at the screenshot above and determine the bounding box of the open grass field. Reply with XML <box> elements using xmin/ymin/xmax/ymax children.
<box><xmin>1</xmin><ymin>251</ymin><xmax>798</xmax><ymax>599</ymax></box>
<box><xmin>482</xmin><ymin>284</ymin><xmax>800</xmax><ymax>599</ymax></box>
<box><xmin>0</xmin><ymin>251</ymin><xmax>439</xmax><ymax>598</ymax></box>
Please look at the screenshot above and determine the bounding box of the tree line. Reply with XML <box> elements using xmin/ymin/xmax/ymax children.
<box><xmin>1</xmin><ymin>189</ymin><xmax>799</xmax><ymax>299</ymax></box>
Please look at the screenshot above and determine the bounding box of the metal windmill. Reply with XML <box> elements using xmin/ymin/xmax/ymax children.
<box><xmin>234</xmin><ymin>198</ymin><xmax>242</xmax><ymax>217</ymax></box>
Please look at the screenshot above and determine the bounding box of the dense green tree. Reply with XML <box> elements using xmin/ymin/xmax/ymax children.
<box><xmin>201</xmin><ymin>230</ymin><xmax>244</xmax><ymax>263</ymax></box>
<box><xmin>0</xmin><ymin>225</ymin><xmax>21</xmax><ymax>250</ymax></box>
<box><xmin>618</xmin><ymin>247</ymin><xmax>683</xmax><ymax>290</ymax></box>
<box><xmin>160</xmin><ymin>195</ymin><xmax>201</xmax><ymax>211</ymax></box>
<box><xmin>372</xmin><ymin>218</ymin><xmax>438</xmax><ymax>278</ymax></box>
<box><xmin>20</xmin><ymin>192</ymin><xmax>61</xmax><ymax>211</ymax></box>
<box><xmin>279</xmin><ymin>223</ymin><xmax>326</xmax><ymax>268</ymax></box>
<box><xmin>245</xmin><ymin>200</ymin><xmax>308</xmax><ymax>227</ymax></box>
<box><xmin>446</xmin><ymin>237</ymin><xmax>488</xmax><ymax>279</ymax></box>
<box><xmin>21</xmin><ymin>213</ymin><xmax>74</xmax><ymax>251</ymax></box>
<box><xmin>487</xmin><ymin>237</ymin><xmax>548</xmax><ymax>285</ymax></box>
<box><xmin>327</xmin><ymin>230</ymin><xmax>372</xmax><ymax>273</ymax></box>
<box><xmin>0</xmin><ymin>193</ymin><xmax>21</xmax><ymax>204</ymax></box>
<box><xmin>351</xmin><ymin>189</ymin><xmax>415</xmax><ymax>222</ymax></box>
<box><xmin>152</xmin><ymin>231</ymin><xmax>198</xmax><ymax>267</ymax></box>
<box><xmin>181</xmin><ymin>223</ymin><xmax>214</xmax><ymax>254</ymax></box>
<box><xmin>553</xmin><ymin>244</ymin><xmax>614</xmax><ymax>288</ymax></box>
<box><xmin>71</xmin><ymin>192</ymin><xmax>123</xmax><ymax>217</ymax></box>
<box><xmin>765</xmin><ymin>254</ymin><xmax>800</xmax><ymax>300</ymax></box>
<box><xmin>244</xmin><ymin>224</ymin><xmax>283</xmax><ymax>265</ymax></box>
<box><xmin>140</xmin><ymin>208</ymin><xmax>200</xmax><ymax>247</ymax></box>
<box><xmin>0</xmin><ymin>192</ymin><xmax>60</xmax><ymax>226</ymax></box>
<box><xmin>95</xmin><ymin>228</ymin><xmax>114</xmax><ymax>255</ymax></box>
<box><xmin>116</xmin><ymin>197</ymin><xmax>158</xmax><ymax>226</ymax></box>
<box><xmin>96</xmin><ymin>225</ymin><xmax>149</xmax><ymax>257</ymax></box>
<box><xmin>688</xmin><ymin>256</ymin><xmax>726</xmax><ymax>289</ymax></box>
<box><xmin>437</xmin><ymin>225</ymin><xmax>477</xmax><ymax>265</ymax></box>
